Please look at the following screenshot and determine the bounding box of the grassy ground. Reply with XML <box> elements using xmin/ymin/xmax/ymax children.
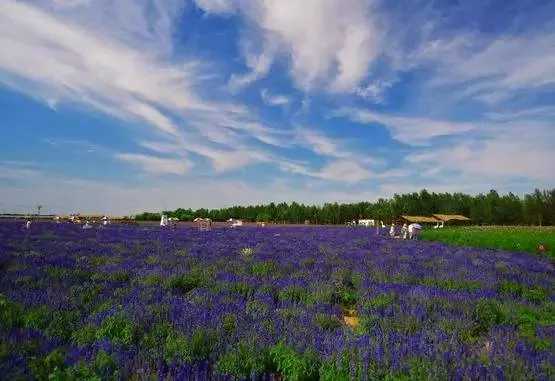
<box><xmin>420</xmin><ymin>226</ymin><xmax>555</xmax><ymax>257</ymax></box>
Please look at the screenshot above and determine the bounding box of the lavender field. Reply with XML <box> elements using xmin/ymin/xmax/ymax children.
<box><xmin>0</xmin><ymin>221</ymin><xmax>553</xmax><ymax>380</ymax></box>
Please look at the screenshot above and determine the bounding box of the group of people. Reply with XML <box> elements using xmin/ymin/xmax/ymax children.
<box><xmin>389</xmin><ymin>222</ymin><xmax>422</xmax><ymax>240</ymax></box>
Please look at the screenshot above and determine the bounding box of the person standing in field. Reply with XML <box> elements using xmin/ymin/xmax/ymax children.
<box><xmin>401</xmin><ymin>223</ymin><xmax>408</xmax><ymax>240</ymax></box>
<box><xmin>408</xmin><ymin>223</ymin><xmax>422</xmax><ymax>240</ymax></box>
<box><xmin>25</xmin><ymin>219</ymin><xmax>32</xmax><ymax>229</ymax></box>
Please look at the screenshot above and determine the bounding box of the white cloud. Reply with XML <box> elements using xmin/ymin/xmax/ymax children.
<box><xmin>260</xmin><ymin>89</ymin><xmax>289</xmax><ymax>106</ymax></box>
<box><xmin>0</xmin><ymin>0</ymin><xmax>296</xmax><ymax>173</ymax></box>
<box><xmin>335</xmin><ymin>108</ymin><xmax>477</xmax><ymax>146</ymax></box>
<box><xmin>294</xmin><ymin>128</ymin><xmax>346</xmax><ymax>158</ymax></box>
<box><xmin>0</xmin><ymin>161</ymin><xmax>42</xmax><ymax>180</ymax></box>
<box><xmin>485</xmin><ymin>106</ymin><xmax>555</xmax><ymax>121</ymax></box>
<box><xmin>356</xmin><ymin>79</ymin><xmax>394</xmax><ymax>103</ymax></box>
<box><xmin>196</xmin><ymin>0</ymin><xmax>380</xmax><ymax>92</ymax></box>
<box><xmin>281</xmin><ymin>159</ymin><xmax>373</xmax><ymax>184</ymax></box>
<box><xmin>228</xmin><ymin>41</ymin><xmax>275</xmax><ymax>91</ymax></box>
<box><xmin>115</xmin><ymin>153</ymin><xmax>192</xmax><ymax>175</ymax></box>
<box><xmin>424</xmin><ymin>29</ymin><xmax>555</xmax><ymax>104</ymax></box>
<box><xmin>405</xmin><ymin>123</ymin><xmax>555</xmax><ymax>182</ymax></box>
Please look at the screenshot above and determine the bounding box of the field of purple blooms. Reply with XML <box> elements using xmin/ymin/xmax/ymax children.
<box><xmin>0</xmin><ymin>221</ymin><xmax>553</xmax><ymax>381</ymax></box>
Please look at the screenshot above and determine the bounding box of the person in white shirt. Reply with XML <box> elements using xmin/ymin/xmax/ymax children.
<box><xmin>389</xmin><ymin>224</ymin><xmax>396</xmax><ymax>237</ymax></box>
<box><xmin>401</xmin><ymin>223</ymin><xmax>408</xmax><ymax>240</ymax></box>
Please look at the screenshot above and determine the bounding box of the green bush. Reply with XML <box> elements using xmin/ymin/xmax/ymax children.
<box><xmin>363</xmin><ymin>293</ymin><xmax>396</xmax><ymax>311</ymax></box>
<box><xmin>278</xmin><ymin>286</ymin><xmax>307</xmax><ymax>304</ymax></box>
<box><xmin>250</xmin><ymin>261</ymin><xmax>278</xmax><ymax>277</ymax></box>
<box><xmin>96</xmin><ymin>312</ymin><xmax>137</xmax><ymax>347</ymax></box>
<box><xmin>46</xmin><ymin>310</ymin><xmax>82</xmax><ymax>340</ymax></box>
<box><xmin>141</xmin><ymin>322</ymin><xmax>173</xmax><ymax>352</ymax></box>
<box><xmin>72</xmin><ymin>324</ymin><xmax>98</xmax><ymax>347</ymax></box>
<box><xmin>473</xmin><ymin>299</ymin><xmax>505</xmax><ymax>336</ymax></box>
<box><xmin>0</xmin><ymin>294</ymin><xmax>24</xmax><ymax>329</ymax></box>
<box><xmin>145</xmin><ymin>255</ymin><xmax>161</xmax><ymax>265</ymax></box>
<box><xmin>29</xmin><ymin>349</ymin><xmax>66</xmax><ymax>381</ymax></box>
<box><xmin>164</xmin><ymin>328</ymin><xmax>217</xmax><ymax>363</ymax></box>
<box><xmin>215</xmin><ymin>340</ymin><xmax>273</xmax><ymax>379</ymax></box>
<box><xmin>270</xmin><ymin>342</ymin><xmax>319</xmax><ymax>381</ymax></box>
<box><xmin>312</xmin><ymin>313</ymin><xmax>342</xmax><ymax>331</ymax></box>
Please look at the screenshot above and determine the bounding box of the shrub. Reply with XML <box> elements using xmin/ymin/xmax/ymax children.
<box><xmin>145</xmin><ymin>255</ymin><xmax>160</xmax><ymax>265</ymax></box>
<box><xmin>164</xmin><ymin>328</ymin><xmax>217</xmax><ymax>363</ymax></box>
<box><xmin>96</xmin><ymin>312</ymin><xmax>137</xmax><ymax>347</ymax></box>
<box><xmin>473</xmin><ymin>299</ymin><xmax>505</xmax><ymax>336</ymax></box>
<box><xmin>270</xmin><ymin>342</ymin><xmax>319</xmax><ymax>381</ymax></box>
<box><xmin>215</xmin><ymin>340</ymin><xmax>273</xmax><ymax>379</ymax></box>
<box><xmin>278</xmin><ymin>286</ymin><xmax>307</xmax><ymax>304</ymax></box>
<box><xmin>312</xmin><ymin>313</ymin><xmax>342</xmax><ymax>331</ymax></box>
<box><xmin>250</xmin><ymin>261</ymin><xmax>277</xmax><ymax>277</ymax></box>
<box><xmin>0</xmin><ymin>294</ymin><xmax>24</xmax><ymax>329</ymax></box>
<box><xmin>46</xmin><ymin>310</ymin><xmax>82</xmax><ymax>340</ymax></box>
<box><xmin>23</xmin><ymin>306</ymin><xmax>50</xmax><ymax>330</ymax></box>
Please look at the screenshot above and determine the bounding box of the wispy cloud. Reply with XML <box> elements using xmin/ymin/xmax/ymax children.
<box><xmin>281</xmin><ymin>159</ymin><xmax>374</xmax><ymax>184</ymax></box>
<box><xmin>260</xmin><ymin>89</ymin><xmax>290</xmax><ymax>106</ymax></box>
<box><xmin>0</xmin><ymin>0</ymin><xmax>297</xmax><ymax>174</ymax></box>
<box><xmin>334</xmin><ymin>108</ymin><xmax>477</xmax><ymax>146</ymax></box>
<box><xmin>115</xmin><ymin>153</ymin><xmax>192</xmax><ymax>175</ymax></box>
<box><xmin>195</xmin><ymin>0</ymin><xmax>381</xmax><ymax>92</ymax></box>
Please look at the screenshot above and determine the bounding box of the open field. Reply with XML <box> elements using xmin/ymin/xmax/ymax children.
<box><xmin>420</xmin><ymin>226</ymin><xmax>555</xmax><ymax>258</ymax></box>
<box><xmin>1</xmin><ymin>221</ymin><xmax>553</xmax><ymax>380</ymax></box>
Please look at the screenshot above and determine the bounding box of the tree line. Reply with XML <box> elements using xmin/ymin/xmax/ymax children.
<box><xmin>134</xmin><ymin>188</ymin><xmax>555</xmax><ymax>226</ymax></box>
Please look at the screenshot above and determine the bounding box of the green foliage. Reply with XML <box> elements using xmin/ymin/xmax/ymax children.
<box><xmin>246</xmin><ymin>300</ymin><xmax>271</xmax><ymax>316</ymax></box>
<box><xmin>46</xmin><ymin>310</ymin><xmax>82</xmax><ymax>340</ymax></box>
<box><xmin>72</xmin><ymin>324</ymin><xmax>98</xmax><ymax>347</ymax></box>
<box><xmin>96</xmin><ymin>312</ymin><xmax>137</xmax><ymax>347</ymax></box>
<box><xmin>23</xmin><ymin>306</ymin><xmax>49</xmax><ymax>330</ymax></box>
<box><xmin>215</xmin><ymin>340</ymin><xmax>273</xmax><ymax>379</ymax></box>
<box><xmin>250</xmin><ymin>260</ymin><xmax>278</xmax><ymax>277</ymax></box>
<box><xmin>421</xmin><ymin>227</ymin><xmax>555</xmax><ymax>257</ymax></box>
<box><xmin>29</xmin><ymin>349</ymin><xmax>66</xmax><ymax>381</ymax></box>
<box><xmin>164</xmin><ymin>273</ymin><xmax>204</xmax><ymax>294</ymax></box>
<box><xmin>270</xmin><ymin>343</ymin><xmax>319</xmax><ymax>381</ymax></box>
<box><xmin>278</xmin><ymin>286</ymin><xmax>307</xmax><ymax>304</ymax></box>
<box><xmin>222</xmin><ymin>313</ymin><xmax>238</xmax><ymax>336</ymax></box>
<box><xmin>0</xmin><ymin>294</ymin><xmax>24</xmax><ymax>329</ymax></box>
<box><xmin>473</xmin><ymin>299</ymin><xmax>505</xmax><ymax>336</ymax></box>
<box><xmin>136</xmin><ymin>187</ymin><xmax>555</xmax><ymax>226</ymax></box>
<box><xmin>312</xmin><ymin>313</ymin><xmax>342</xmax><ymax>331</ymax></box>
<box><xmin>89</xmin><ymin>255</ymin><xmax>112</xmax><ymax>266</ymax></box>
<box><xmin>164</xmin><ymin>328</ymin><xmax>217</xmax><ymax>363</ymax></box>
<box><xmin>229</xmin><ymin>281</ymin><xmax>255</xmax><ymax>299</ymax></box>
<box><xmin>141</xmin><ymin>322</ymin><xmax>173</xmax><ymax>352</ymax></box>
<box><xmin>48</xmin><ymin>360</ymin><xmax>101</xmax><ymax>381</ymax></box>
<box><xmin>110</xmin><ymin>271</ymin><xmax>131</xmax><ymax>282</ymax></box>
<box><xmin>145</xmin><ymin>255</ymin><xmax>160</xmax><ymax>265</ymax></box>
<box><xmin>498</xmin><ymin>280</ymin><xmax>548</xmax><ymax>302</ymax></box>
<box><xmin>363</xmin><ymin>293</ymin><xmax>396</xmax><ymax>311</ymax></box>
<box><xmin>278</xmin><ymin>307</ymin><xmax>303</xmax><ymax>323</ymax></box>
<box><xmin>92</xmin><ymin>350</ymin><xmax>117</xmax><ymax>376</ymax></box>
<box><xmin>69</xmin><ymin>283</ymin><xmax>105</xmax><ymax>307</ymax></box>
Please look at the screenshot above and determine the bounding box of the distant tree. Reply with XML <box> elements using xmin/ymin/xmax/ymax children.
<box><xmin>134</xmin><ymin>187</ymin><xmax>555</xmax><ymax>226</ymax></box>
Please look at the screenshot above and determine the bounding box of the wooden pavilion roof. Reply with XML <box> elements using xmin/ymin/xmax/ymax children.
<box><xmin>401</xmin><ymin>215</ymin><xmax>441</xmax><ymax>223</ymax></box>
<box><xmin>432</xmin><ymin>214</ymin><xmax>471</xmax><ymax>222</ymax></box>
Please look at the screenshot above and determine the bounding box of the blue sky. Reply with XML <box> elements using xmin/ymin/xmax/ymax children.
<box><xmin>0</xmin><ymin>0</ymin><xmax>554</xmax><ymax>214</ymax></box>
